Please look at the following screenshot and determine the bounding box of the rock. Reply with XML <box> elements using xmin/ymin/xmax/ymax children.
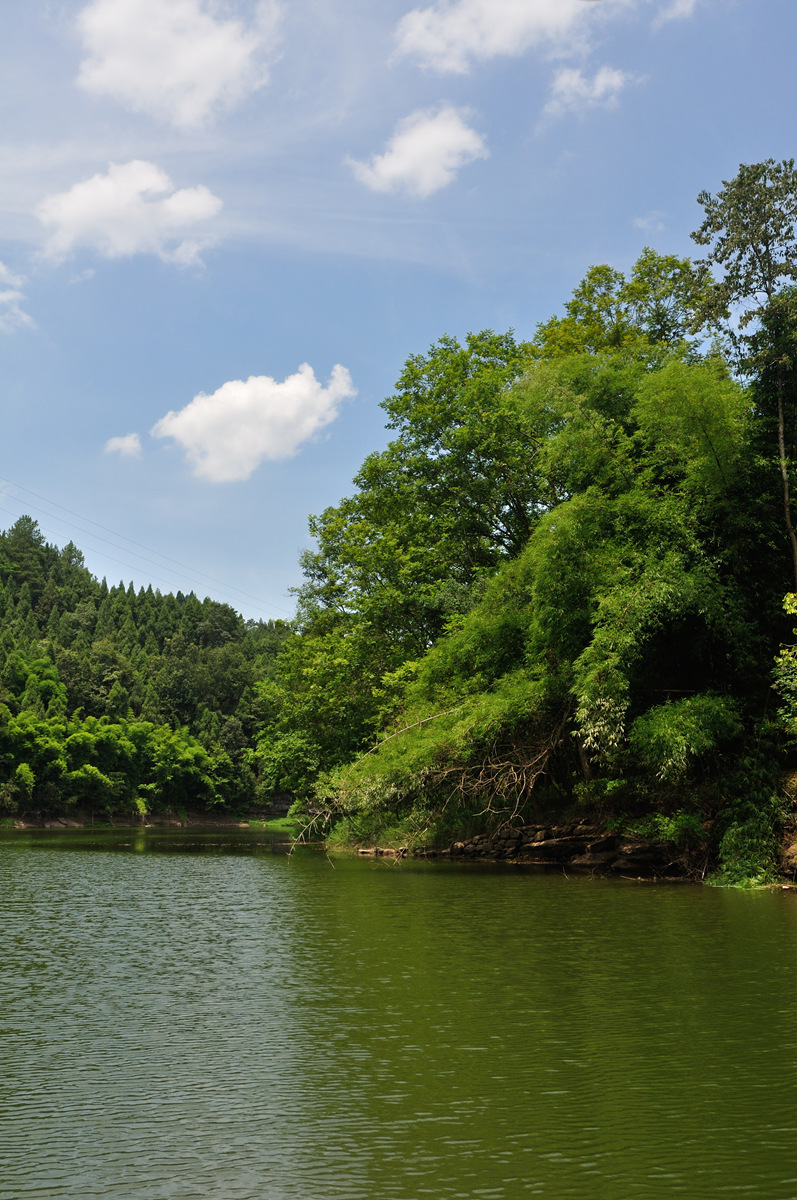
<box><xmin>570</xmin><ymin>850</ymin><xmax>618</xmax><ymax>868</ymax></box>
<box><xmin>520</xmin><ymin>837</ymin><xmax>588</xmax><ymax>860</ymax></box>
<box><xmin>783</xmin><ymin>842</ymin><xmax>797</xmax><ymax>871</ymax></box>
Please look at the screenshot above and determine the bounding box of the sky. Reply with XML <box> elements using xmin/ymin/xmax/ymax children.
<box><xmin>0</xmin><ymin>0</ymin><xmax>793</xmax><ymax>621</ymax></box>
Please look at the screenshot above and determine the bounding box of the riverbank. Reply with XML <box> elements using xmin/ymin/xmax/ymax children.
<box><xmin>339</xmin><ymin>815</ymin><xmax>797</xmax><ymax>886</ymax></box>
<box><xmin>351</xmin><ymin>819</ymin><xmax>707</xmax><ymax>880</ymax></box>
<box><xmin>8</xmin><ymin>805</ymin><xmax>797</xmax><ymax>885</ymax></box>
<box><xmin>4</xmin><ymin>811</ymin><xmax>300</xmax><ymax>835</ymax></box>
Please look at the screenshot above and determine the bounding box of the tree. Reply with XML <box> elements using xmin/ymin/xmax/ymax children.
<box><xmin>297</xmin><ymin>329</ymin><xmax>539</xmax><ymax>646</ymax></box>
<box><xmin>323</xmin><ymin>352</ymin><xmax>759</xmax><ymax>844</ymax></box>
<box><xmin>531</xmin><ymin>249</ymin><xmax>706</xmax><ymax>359</ymax></box>
<box><xmin>692</xmin><ymin>158</ymin><xmax>797</xmax><ymax>586</ymax></box>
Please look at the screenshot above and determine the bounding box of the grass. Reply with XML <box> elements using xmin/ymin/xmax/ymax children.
<box><xmin>244</xmin><ymin>816</ymin><xmax>301</xmax><ymax>834</ymax></box>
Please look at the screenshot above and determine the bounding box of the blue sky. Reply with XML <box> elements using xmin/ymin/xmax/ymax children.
<box><xmin>0</xmin><ymin>0</ymin><xmax>792</xmax><ymax>619</ymax></box>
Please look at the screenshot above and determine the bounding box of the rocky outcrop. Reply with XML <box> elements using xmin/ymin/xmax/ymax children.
<box><xmin>358</xmin><ymin>822</ymin><xmax>690</xmax><ymax>877</ymax></box>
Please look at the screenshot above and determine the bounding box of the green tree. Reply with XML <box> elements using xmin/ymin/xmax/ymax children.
<box><xmin>692</xmin><ymin>158</ymin><xmax>797</xmax><ymax>586</ymax></box>
<box><xmin>531</xmin><ymin>249</ymin><xmax>706</xmax><ymax>360</ymax></box>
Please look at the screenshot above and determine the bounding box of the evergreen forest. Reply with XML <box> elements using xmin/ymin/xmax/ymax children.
<box><xmin>6</xmin><ymin>160</ymin><xmax>797</xmax><ymax>884</ymax></box>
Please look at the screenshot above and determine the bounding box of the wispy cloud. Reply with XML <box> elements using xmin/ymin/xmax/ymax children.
<box><xmin>542</xmin><ymin>65</ymin><xmax>635</xmax><ymax>121</ymax></box>
<box><xmin>36</xmin><ymin>160</ymin><xmax>223</xmax><ymax>265</ymax></box>
<box><xmin>655</xmin><ymin>0</ymin><xmax>698</xmax><ymax>24</ymax></box>
<box><xmin>0</xmin><ymin>262</ymin><xmax>25</xmax><ymax>288</ymax></box>
<box><xmin>393</xmin><ymin>0</ymin><xmax>606</xmax><ymax>74</ymax></box>
<box><xmin>348</xmin><ymin>106</ymin><xmax>487</xmax><ymax>198</ymax></box>
<box><xmin>151</xmin><ymin>364</ymin><xmax>357</xmax><ymax>482</ymax></box>
<box><xmin>76</xmin><ymin>0</ymin><xmax>281</xmax><ymax>128</ymax></box>
<box><xmin>104</xmin><ymin>432</ymin><xmax>142</xmax><ymax>457</ymax></box>
<box><xmin>0</xmin><ymin>262</ymin><xmax>34</xmax><ymax>332</ymax></box>
<box><xmin>634</xmin><ymin>210</ymin><xmax>665</xmax><ymax>232</ymax></box>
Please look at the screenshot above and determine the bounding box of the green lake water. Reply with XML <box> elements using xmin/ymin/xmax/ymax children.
<box><xmin>2</xmin><ymin>829</ymin><xmax>797</xmax><ymax>1199</ymax></box>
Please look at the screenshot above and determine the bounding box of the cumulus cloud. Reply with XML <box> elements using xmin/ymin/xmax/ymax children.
<box><xmin>151</xmin><ymin>363</ymin><xmax>357</xmax><ymax>482</ymax></box>
<box><xmin>76</xmin><ymin>0</ymin><xmax>280</xmax><ymax>128</ymax></box>
<box><xmin>394</xmin><ymin>0</ymin><xmax>608</xmax><ymax>73</ymax></box>
<box><xmin>542</xmin><ymin>65</ymin><xmax>634</xmax><ymax>120</ymax></box>
<box><xmin>36</xmin><ymin>160</ymin><xmax>223</xmax><ymax>265</ymax></box>
<box><xmin>104</xmin><ymin>433</ymin><xmax>142</xmax><ymax>457</ymax></box>
<box><xmin>0</xmin><ymin>262</ymin><xmax>34</xmax><ymax>333</ymax></box>
<box><xmin>348</xmin><ymin>107</ymin><xmax>488</xmax><ymax>198</ymax></box>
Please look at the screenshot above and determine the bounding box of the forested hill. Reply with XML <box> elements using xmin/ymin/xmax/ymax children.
<box><xmin>0</xmin><ymin>515</ymin><xmax>289</xmax><ymax>818</ymax></box>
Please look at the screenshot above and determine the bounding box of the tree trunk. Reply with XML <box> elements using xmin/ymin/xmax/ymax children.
<box><xmin>776</xmin><ymin>370</ymin><xmax>797</xmax><ymax>590</ymax></box>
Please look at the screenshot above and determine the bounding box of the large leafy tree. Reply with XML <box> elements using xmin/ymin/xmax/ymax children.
<box><xmin>258</xmin><ymin>250</ymin><xmax>721</xmax><ymax>798</ymax></box>
<box><xmin>297</xmin><ymin>329</ymin><xmax>536</xmax><ymax>642</ymax></box>
<box><xmin>692</xmin><ymin>158</ymin><xmax>797</xmax><ymax>586</ymax></box>
<box><xmin>324</xmin><ymin>354</ymin><xmax>762</xmax><ymax>849</ymax></box>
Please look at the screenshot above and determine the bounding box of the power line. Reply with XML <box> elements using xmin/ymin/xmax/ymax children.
<box><xmin>0</xmin><ymin>488</ymin><xmax>295</xmax><ymax>621</ymax></box>
<box><xmin>0</xmin><ymin>501</ymin><xmax>283</xmax><ymax>616</ymax></box>
<box><xmin>0</xmin><ymin>474</ymin><xmax>294</xmax><ymax>615</ymax></box>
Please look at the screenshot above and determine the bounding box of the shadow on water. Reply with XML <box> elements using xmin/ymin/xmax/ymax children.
<box><xmin>0</xmin><ymin>826</ymin><xmax>298</xmax><ymax>856</ymax></box>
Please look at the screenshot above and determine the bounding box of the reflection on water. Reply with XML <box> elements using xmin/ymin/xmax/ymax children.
<box><xmin>2</xmin><ymin>831</ymin><xmax>797</xmax><ymax>1199</ymax></box>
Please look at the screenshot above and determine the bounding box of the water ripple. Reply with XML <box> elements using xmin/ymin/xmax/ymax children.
<box><xmin>2</xmin><ymin>835</ymin><xmax>797</xmax><ymax>1198</ymax></box>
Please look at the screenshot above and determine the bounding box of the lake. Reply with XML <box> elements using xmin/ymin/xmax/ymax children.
<box><xmin>2</xmin><ymin>828</ymin><xmax>797</xmax><ymax>1199</ymax></box>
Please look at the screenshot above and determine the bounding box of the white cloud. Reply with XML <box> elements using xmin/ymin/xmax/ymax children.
<box><xmin>656</xmin><ymin>0</ymin><xmax>698</xmax><ymax>22</ymax></box>
<box><xmin>151</xmin><ymin>363</ymin><xmax>357</xmax><ymax>482</ymax></box>
<box><xmin>394</xmin><ymin>0</ymin><xmax>610</xmax><ymax>73</ymax></box>
<box><xmin>0</xmin><ymin>262</ymin><xmax>34</xmax><ymax>332</ymax></box>
<box><xmin>348</xmin><ymin>106</ymin><xmax>488</xmax><ymax>198</ymax></box>
<box><xmin>634</xmin><ymin>210</ymin><xmax>665</xmax><ymax>232</ymax></box>
<box><xmin>76</xmin><ymin>0</ymin><xmax>280</xmax><ymax>129</ymax></box>
<box><xmin>0</xmin><ymin>262</ymin><xmax>25</xmax><ymax>288</ymax></box>
<box><xmin>104</xmin><ymin>432</ymin><xmax>142</xmax><ymax>457</ymax></box>
<box><xmin>0</xmin><ymin>290</ymin><xmax>35</xmax><ymax>334</ymax></box>
<box><xmin>542</xmin><ymin>65</ymin><xmax>634</xmax><ymax>120</ymax></box>
<box><xmin>36</xmin><ymin>160</ymin><xmax>223</xmax><ymax>265</ymax></box>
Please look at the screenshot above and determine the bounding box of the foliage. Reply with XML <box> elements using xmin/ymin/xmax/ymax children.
<box><xmin>692</xmin><ymin>158</ymin><xmax>797</xmax><ymax>330</ymax></box>
<box><xmin>531</xmin><ymin>249</ymin><xmax>708</xmax><ymax>358</ymax></box>
<box><xmin>317</xmin><ymin>349</ymin><xmax>765</xmax><ymax>842</ymax></box>
<box><xmin>0</xmin><ymin>517</ymin><xmax>290</xmax><ymax>818</ymax></box>
<box><xmin>628</xmin><ymin>696</ymin><xmax>742</xmax><ymax>783</ymax></box>
<box><xmin>263</xmin><ymin>253</ymin><xmax>733</xmax><ymax>802</ymax></box>
<box><xmin>692</xmin><ymin>159</ymin><xmax>797</xmax><ymax>590</ymax></box>
<box><xmin>607</xmin><ymin>808</ymin><xmax>706</xmax><ymax>848</ymax></box>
